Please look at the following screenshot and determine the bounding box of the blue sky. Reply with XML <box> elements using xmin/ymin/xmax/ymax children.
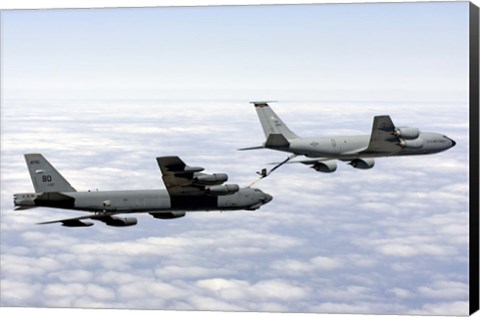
<box><xmin>1</xmin><ymin>2</ymin><xmax>469</xmax><ymax>102</ymax></box>
<box><xmin>0</xmin><ymin>2</ymin><xmax>472</xmax><ymax>315</ymax></box>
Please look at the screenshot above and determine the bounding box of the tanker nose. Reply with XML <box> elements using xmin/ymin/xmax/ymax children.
<box><xmin>444</xmin><ymin>136</ymin><xmax>456</xmax><ymax>148</ymax></box>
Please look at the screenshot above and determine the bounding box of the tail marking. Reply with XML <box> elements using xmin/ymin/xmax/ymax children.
<box><xmin>24</xmin><ymin>154</ymin><xmax>76</xmax><ymax>193</ymax></box>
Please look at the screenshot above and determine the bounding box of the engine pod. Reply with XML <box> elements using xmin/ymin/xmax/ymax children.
<box><xmin>312</xmin><ymin>160</ymin><xmax>337</xmax><ymax>173</ymax></box>
<box><xmin>206</xmin><ymin>184</ymin><xmax>240</xmax><ymax>196</ymax></box>
<box><xmin>102</xmin><ymin>216</ymin><xmax>138</xmax><ymax>227</ymax></box>
<box><xmin>194</xmin><ymin>173</ymin><xmax>228</xmax><ymax>185</ymax></box>
<box><xmin>149</xmin><ymin>212</ymin><xmax>186</xmax><ymax>219</ymax></box>
<box><xmin>350</xmin><ymin>158</ymin><xmax>375</xmax><ymax>169</ymax></box>
<box><xmin>399</xmin><ymin>138</ymin><xmax>424</xmax><ymax>149</ymax></box>
<box><xmin>394</xmin><ymin>127</ymin><xmax>420</xmax><ymax>140</ymax></box>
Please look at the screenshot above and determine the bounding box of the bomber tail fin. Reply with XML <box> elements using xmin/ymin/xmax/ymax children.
<box><xmin>24</xmin><ymin>154</ymin><xmax>76</xmax><ymax>193</ymax></box>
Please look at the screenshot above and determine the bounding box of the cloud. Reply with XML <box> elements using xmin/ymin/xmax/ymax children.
<box><xmin>417</xmin><ymin>280</ymin><xmax>468</xmax><ymax>300</ymax></box>
<box><xmin>389</xmin><ymin>288</ymin><xmax>414</xmax><ymax>299</ymax></box>
<box><xmin>194</xmin><ymin>278</ymin><xmax>310</xmax><ymax>308</ymax></box>
<box><xmin>49</xmin><ymin>270</ymin><xmax>94</xmax><ymax>284</ymax></box>
<box><xmin>270</xmin><ymin>256</ymin><xmax>343</xmax><ymax>276</ymax></box>
<box><xmin>411</xmin><ymin>301</ymin><xmax>469</xmax><ymax>315</ymax></box>
<box><xmin>0</xmin><ymin>280</ymin><xmax>43</xmax><ymax>306</ymax></box>
<box><xmin>0</xmin><ymin>99</ymin><xmax>470</xmax><ymax>315</ymax></box>
<box><xmin>44</xmin><ymin>283</ymin><xmax>116</xmax><ymax>302</ymax></box>
<box><xmin>373</xmin><ymin>241</ymin><xmax>457</xmax><ymax>258</ymax></box>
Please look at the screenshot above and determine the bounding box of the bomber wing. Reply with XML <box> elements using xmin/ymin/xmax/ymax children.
<box><xmin>361</xmin><ymin>115</ymin><xmax>401</xmax><ymax>154</ymax></box>
<box><xmin>156</xmin><ymin>156</ymin><xmax>207</xmax><ymax>196</ymax></box>
<box><xmin>36</xmin><ymin>212</ymin><xmax>132</xmax><ymax>227</ymax></box>
<box><xmin>156</xmin><ymin>156</ymin><xmax>240</xmax><ymax>208</ymax></box>
<box><xmin>38</xmin><ymin>217</ymin><xmax>95</xmax><ymax>227</ymax></box>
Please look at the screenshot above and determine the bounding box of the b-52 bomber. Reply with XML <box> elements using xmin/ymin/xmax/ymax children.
<box><xmin>240</xmin><ymin>102</ymin><xmax>456</xmax><ymax>174</ymax></box>
<box><xmin>14</xmin><ymin>154</ymin><xmax>272</xmax><ymax>227</ymax></box>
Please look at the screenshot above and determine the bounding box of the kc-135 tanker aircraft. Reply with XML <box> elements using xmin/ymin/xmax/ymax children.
<box><xmin>14</xmin><ymin>154</ymin><xmax>272</xmax><ymax>227</ymax></box>
<box><xmin>240</xmin><ymin>102</ymin><xmax>456</xmax><ymax>174</ymax></box>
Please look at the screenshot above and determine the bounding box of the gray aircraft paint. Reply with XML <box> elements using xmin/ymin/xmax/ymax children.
<box><xmin>16</xmin><ymin>189</ymin><xmax>266</xmax><ymax>213</ymax></box>
<box><xmin>241</xmin><ymin>102</ymin><xmax>456</xmax><ymax>171</ymax></box>
<box><xmin>25</xmin><ymin>153</ymin><xmax>76</xmax><ymax>193</ymax></box>
<box><xmin>286</xmin><ymin>132</ymin><xmax>454</xmax><ymax>158</ymax></box>
<box><xmin>14</xmin><ymin>154</ymin><xmax>272</xmax><ymax>227</ymax></box>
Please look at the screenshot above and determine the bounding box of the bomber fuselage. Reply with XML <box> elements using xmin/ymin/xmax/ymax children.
<box><xmin>14</xmin><ymin>187</ymin><xmax>273</xmax><ymax>213</ymax></box>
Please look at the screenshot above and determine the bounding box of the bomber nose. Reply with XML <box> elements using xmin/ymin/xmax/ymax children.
<box><xmin>263</xmin><ymin>193</ymin><xmax>273</xmax><ymax>204</ymax></box>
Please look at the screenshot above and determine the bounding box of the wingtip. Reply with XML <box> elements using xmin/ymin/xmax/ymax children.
<box><xmin>36</xmin><ymin>221</ymin><xmax>52</xmax><ymax>225</ymax></box>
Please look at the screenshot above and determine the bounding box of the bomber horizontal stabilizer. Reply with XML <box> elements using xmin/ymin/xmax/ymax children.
<box><xmin>14</xmin><ymin>206</ymin><xmax>38</xmax><ymax>210</ymax></box>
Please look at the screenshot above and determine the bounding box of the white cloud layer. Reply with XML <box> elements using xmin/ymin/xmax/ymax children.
<box><xmin>0</xmin><ymin>99</ymin><xmax>470</xmax><ymax>315</ymax></box>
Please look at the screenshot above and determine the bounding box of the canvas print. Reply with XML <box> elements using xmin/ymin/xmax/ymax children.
<box><xmin>0</xmin><ymin>2</ymin><xmax>475</xmax><ymax>315</ymax></box>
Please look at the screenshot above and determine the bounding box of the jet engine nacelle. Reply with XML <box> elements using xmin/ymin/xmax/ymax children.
<box><xmin>350</xmin><ymin>158</ymin><xmax>375</xmax><ymax>169</ymax></box>
<box><xmin>194</xmin><ymin>173</ymin><xmax>228</xmax><ymax>185</ymax></box>
<box><xmin>174</xmin><ymin>166</ymin><xmax>205</xmax><ymax>175</ymax></box>
<box><xmin>394</xmin><ymin>127</ymin><xmax>420</xmax><ymax>140</ymax></box>
<box><xmin>312</xmin><ymin>160</ymin><xmax>337</xmax><ymax>173</ymax></box>
<box><xmin>206</xmin><ymin>184</ymin><xmax>240</xmax><ymax>196</ymax></box>
<box><xmin>398</xmin><ymin>138</ymin><xmax>424</xmax><ymax>149</ymax></box>
<box><xmin>149</xmin><ymin>212</ymin><xmax>186</xmax><ymax>219</ymax></box>
<box><xmin>104</xmin><ymin>216</ymin><xmax>138</xmax><ymax>227</ymax></box>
